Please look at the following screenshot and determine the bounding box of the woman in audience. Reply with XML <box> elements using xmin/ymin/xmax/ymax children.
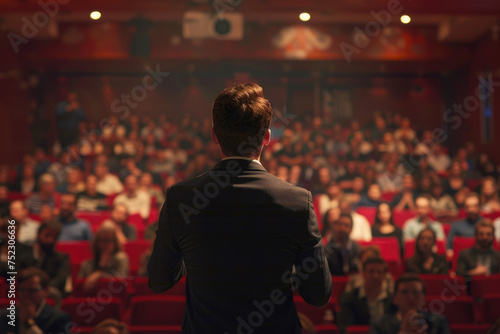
<box><xmin>371</xmin><ymin>203</ymin><xmax>403</xmax><ymax>255</ymax></box>
<box><xmin>445</xmin><ymin>161</ymin><xmax>466</xmax><ymax>199</ymax></box>
<box><xmin>429</xmin><ymin>180</ymin><xmax>458</xmax><ymax>218</ymax></box>
<box><xmin>405</xmin><ymin>227</ymin><xmax>449</xmax><ymax>274</ymax></box>
<box><xmin>317</xmin><ymin>181</ymin><xmax>342</xmax><ymax>219</ymax></box>
<box><xmin>480</xmin><ymin>176</ymin><xmax>500</xmax><ymax>213</ymax></box>
<box><xmin>79</xmin><ymin>222</ymin><xmax>129</xmax><ymax>292</ymax></box>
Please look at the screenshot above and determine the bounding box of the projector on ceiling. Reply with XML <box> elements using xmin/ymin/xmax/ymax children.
<box><xmin>183</xmin><ymin>11</ymin><xmax>244</xmax><ymax>40</ymax></box>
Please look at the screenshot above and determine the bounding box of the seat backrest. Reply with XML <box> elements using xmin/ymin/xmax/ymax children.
<box><xmin>419</xmin><ymin>274</ymin><xmax>467</xmax><ymax>297</ymax></box>
<box><xmin>56</xmin><ymin>241</ymin><xmax>92</xmax><ymax>264</ymax></box>
<box><xmin>424</xmin><ymin>296</ymin><xmax>473</xmax><ymax>324</ymax></box>
<box><xmin>61</xmin><ymin>297</ymin><xmax>122</xmax><ymax>327</ymax></box>
<box><xmin>129</xmin><ymin>295</ymin><xmax>186</xmax><ymax>326</ymax></box>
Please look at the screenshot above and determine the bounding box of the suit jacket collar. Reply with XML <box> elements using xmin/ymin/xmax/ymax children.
<box><xmin>211</xmin><ymin>158</ymin><xmax>268</xmax><ymax>173</ymax></box>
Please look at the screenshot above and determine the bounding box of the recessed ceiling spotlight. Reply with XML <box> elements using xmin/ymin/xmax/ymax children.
<box><xmin>401</xmin><ymin>15</ymin><xmax>411</xmax><ymax>24</ymax></box>
<box><xmin>299</xmin><ymin>12</ymin><xmax>311</xmax><ymax>22</ymax></box>
<box><xmin>90</xmin><ymin>11</ymin><xmax>101</xmax><ymax>20</ymax></box>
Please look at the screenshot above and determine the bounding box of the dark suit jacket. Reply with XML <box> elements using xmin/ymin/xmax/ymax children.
<box><xmin>456</xmin><ymin>246</ymin><xmax>500</xmax><ymax>277</ymax></box>
<box><xmin>148</xmin><ymin>159</ymin><xmax>331</xmax><ymax>333</ymax></box>
<box><xmin>37</xmin><ymin>250</ymin><xmax>71</xmax><ymax>294</ymax></box>
<box><xmin>0</xmin><ymin>302</ymin><xmax>72</xmax><ymax>334</ymax></box>
<box><xmin>324</xmin><ymin>239</ymin><xmax>361</xmax><ymax>276</ymax></box>
<box><xmin>370</xmin><ymin>310</ymin><xmax>450</xmax><ymax>334</ymax></box>
<box><xmin>338</xmin><ymin>286</ymin><xmax>393</xmax><ymax>334</ymax></box>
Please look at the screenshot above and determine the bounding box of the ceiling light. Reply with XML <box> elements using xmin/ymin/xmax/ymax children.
<box><xmin>90</xmin><ymin>11</ymin><xmax>101</xmax><ymax>20</ymax></box>
<box><xmin>299</xmin><ymin>12</ymin><xmax>311</xmax><ymax>22</ymax></box>
<box><xmin>400</xmin><ymin>15</ymin><xmax>411</xmax><ymax>24</ymax></box>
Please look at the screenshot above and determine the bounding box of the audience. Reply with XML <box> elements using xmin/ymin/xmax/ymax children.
<box><xmin>76</xmin><ymin>174</ymin><xmax>109</xmax><ymax>211</ymax></box>
<box><xmin>405</xmin><ymin>228</ymin><xmax>449</xmax><ymax>275</ymax></box>
<box><xmin>9</xmin><ymin>200</ymin><xmax>39</xmax><ymax>245</ymax></box>
<box><xmin>447</xmin><ymin>193</ymin><xmax>482</xmax><ymax>254</ymax></box>
<box><xmin>429</xmin><ymin>180</ymin><xmax>458</xmax><ymax>218</ymax></box>
<box><xmin>338</xmin><ymin>257</ymin><xmax>392</xmax><ymax>334</ymax></box>
<box><xmin>56</xmin><ymin>167</ymin><xmax>85</xmax><ymax>194</ymax></box>
<box><xmin>0</xmin><ymin>267</ymin><xmax>72</xmax><ymax>333</ymax></box>
<box><xmin>324</xmin><ymin>213</ymin><xmax>362</xmax><ymax>276</ymax></box>
<box><xmin>402</xmin><ymin>195</ymin><xmax>445</xmax><ymax>240</ymax></box>
<box><xmin>94</xmin><ymin>163</ymin><xmax>124</xmax><ymax>195</ymax></box>
<box><xmin>479</xmin><ymin>176</ymin><xmax>500</xmax><ymax>213</ymax></box>
<box><xmin>317</xmin><ymin>181</ymin><xmax>342</xmax><ymax>218</ymax></box>
<box><xmin>139</xmin><ymin>172</ymin><xmax>165</xmax><ymax>208</ymax></box>
<box><xmin>25</xmin><ymin>173</ymin><xmax>56</xmax><ymax>214</ymax></box>
<box><xmin>339</xmin><ymin>199</ymin><xmax>372</xmax><ymax>242</ymax></box>
<box><xmin>92</xmin><ymin>319</ymin><xmax>129</xmax><ymax>334</ymax></box>
<box><xmin>354</xmin><ymin>183</ymin><xmax>384</xmax><ymax>209</ymax></box>
<box><xmin>456</xmin><ymin>220</ymin><xmax>500</xmax><ymax>278</ymax></box>
<box><xmin>370</xmin><ymin>273</ymin><xmax>450</xmax><ymax>334</ymax></box>
<box><xmin>79</xmin><ymin>222</ymin><xmax>130</xmax><ymax>292</ymax></box>
<box><xmin>0</xmin><ymin>218</ymin><xmax>35</xmax><ymax>280</ymax></box>
<box><xmin>58</xmin><ymin>193</ymin><xmax>92</xmax><ymax>241</ymax></box>
<box><xmin>113</xmin><ymin>175</ymin><xmax>151</xmax><ymax>220</ymax></box>
<box><xmin>391</xmin><ymin>174</ymin><xmax>417</xmax><ymax>210</ymax></box>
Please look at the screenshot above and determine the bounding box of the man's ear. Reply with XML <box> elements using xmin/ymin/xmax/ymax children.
<box><xmin>211</xmin><ymin>127</ymin><xmax>219</xmax><ymax>145</ymax></box>
<box><xmin>262</xmin><ymin>129</ymin><xmax>271</xmax><ymax>146</ymax></box>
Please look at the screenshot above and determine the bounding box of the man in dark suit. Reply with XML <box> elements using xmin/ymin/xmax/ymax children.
<box><xmin>148</xmin><ymin>83</ymin><xmax>331</xmax><ymax>333</ymax></box>
<box><xmin>0</xmin><ymin>267</ymin><xmax>72</xmax><ymax>334</ymax></box>
<box><xmin>456</xmin><ymin>220</ymin><xmax>500</xmax><ymax>278</ymax></box>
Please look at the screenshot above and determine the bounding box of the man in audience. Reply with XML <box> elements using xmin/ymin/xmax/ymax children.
<box><xmin>427</xmin><ymin>143</ymin><xmax>451</xmax><ymax>173</ymax></box>
<box><xmin>447</xmin><ymin>193</ymin><xmax>482</xmax><ymax>256</ymax></box>
<box><xmin>58</xmin><ymin>193</ymin><xmax>92</xmax><ymax>241</ymax></box>
<box><xmin>104</xmin><ymin>203</ymin><xmax>137</xmax><ymax>245</ymax></box>
<box><xmin>324</xmin><ymin>213</ymin><xmax>362</xmax><ymax>275</ymax></box>
<box><xmin>0</xmin><ymin>267</ymin><xmax>72</xmax><ymax>333</ymax></box>
<box><xmin>456</xmin><ymin>220</ymin><xmax>500</xmax><ymax>278</ymax></box>
<box><xmin>403</xmin><ymin>195</ymin><xmax>445</xmax><ymax>240</ymax></box>
<box><xmin>377</xmin><ymin>159</ymin><xmax>403</xmax><ymax>193</ymax></box>
<box><xmin>76</xmin><ymin>174</ymin><xmax>109</xmax><ymax>211</ymax></box>
<box><xmin>370</xmin><ymin>273</ymin><xmax>450</xmax><ymax>334</ymax></box>
<box><xmin>33</xmin><ymin>221</ymin><xmax>70</xmax><ymax>307</ymax></box>
<box><xmin>56</xmin><ymin>167</ymin><xmax>85</xmax><ymax>194</ymax></box>
<box><xmin>338</xmin><ymin>257</ymin><xmax>392</xmax><ymax>334</ymax></box>
<box><xmin>94</xmin><ymin>162</ymin><xmax>124</xmax><ymax>195</ymax></box>
<box><xmin>10</xmin><ymin>200</ymin><xmax>39</xmax><ymax>245</ymax></box>
<box><xmin>339</xmin><ymin>199</ymin><xmax>372</xmax><ymax>242</ymax></box>
<box><xmin>391</xmin><ymin>174</ymin><xmax>417</xmax><ymax>210</ymax></box>
<box><xmin>25</xmin><ymin>173</ymin><xmax>56</xmax><ymax>214</ymax></box>
<box><xmin>113</xmin><ymin>174</ymin><xmax>151</xmax><ymax>220</ymax></box>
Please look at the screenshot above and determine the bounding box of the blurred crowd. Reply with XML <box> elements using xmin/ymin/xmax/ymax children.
<box><xmin>1</xmin><ymin>101</ymin><xmax>500</xmax><ymax>333</ymax></box>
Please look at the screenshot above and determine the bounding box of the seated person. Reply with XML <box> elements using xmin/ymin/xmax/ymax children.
<box><xmin>338</xmin><ymin>257</ymin><xmax>392</xmax><ymax>334</ymax></box>
<box><xmin>139</xmin><ymin>172</ymin><xmax>165</xmax><ymax>208</ymax></box>
<box><xmin>479</xmin><ymin>176</ymin><xmax>500</xmax><ymax>213</ymax></box>
<box><xmin>113</xmin><ymin>175</ymin><xmax>151</xmax><ymax>220</ymax></box>
<box><xmin>103</xmin><ymin>203</ymin><xmax>137</xmax><ymax>246</ymax></box>
<box><xmin>403</xmin><ymin>195</ymin><xmax>445</xmax><ymax>240</ymax></box>
<box><xmin>56</xmin><ymin>167</ymin><xmax>85</xmax><ymax>194</ymax></box>
<box><xmin>324</xmin><ymin>213</ymin><xmax>362</xmax><ymax>276</ymax></box>
<box><xmin>0</xmin><ymin>217</ymin><xmax>35</xmax><ymax>280</ymax></box>
<box><xmin>94</xmin><ymin>163</ymin><xmax>124</xmax><ymax>195</ymax></box>
<box><xmin>429</xmin><ymin>180</ymin><xmax>458</xmax><ymax>218</ymax></box>
<box><xmin>317</xmin><ymin>181</ymin><xmax>342</xmax><ymax>219</ymax></box>
<box><xmin>370</xmin><ymin>273</ymin><xmax>450</xmax><ymax>334</ymax></box>
<box><xmin>25</xmin><ymin>173</ymin><xmax>56</xmax><ymax>214</ymax></box>
<box><xmin>10</xmin><ymin>200</ymin><xmax>39</xmax><ymax>245</ymax></box>
<box><xmin>353</xmin><ymin>183</ymin><xmax>384</xmax><ymax>209</ymax></box>
<box><xmin>447</xmin><ymin>193</ymin><xmax>482</xmax><ymax>255</ymax></box>
<box><xmin>345</xmin><ymin>245</ymin><xmax>394</xmax><ymax>295</ymax></box>
<box><xmin>371</xmin><ymin>203</ymin><xmax>403</xmax><ymax>255</ymax></box>
<box><xmin>456</xmin><ymin>220</ymin><xmax>500</xmax><ymax>278</ymax></box>
<box><xmin>33</xmin><ymin>221</ymin><xmax>71</xmax><ymax>308</ymax></box>
<box><xmin>339</xmin><ymin>199</ymin><xmax>372</xmax><ymax>242</ymax></box>
<box><xmin>76</xmin><ymin>174</ymin><xmax>109</xmax><ymax>211</ymax></box>
<box><xmin>58</xmin><ymin>193</ymin><xmax>92</xmax><ymax>241</ymax></box>
<box><xmin>0</xmin><ymin>267</ymin><xmax>72</xmax><ymax>333</ymax></box>
<box><xmin>79</xmin><ymin>222</ymin><xmax>129</xmax><ymax>292</ymax></box>
<box><xmin>406</xmin><ymin>228</ymin><xmax>449</xmax><ymax>275</ymax></box>
<box><xmin>390</xmin><ymin>174</ymin><xmax>417</xmax><ymax>210</ymax></box>
<box><xmin>92</xmin><ymin>319</ymin><xmax>129</xmax><ymax>334</ymax></box>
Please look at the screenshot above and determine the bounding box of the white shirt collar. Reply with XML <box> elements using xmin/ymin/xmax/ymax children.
<box><xmin>222</xmin><ymin>156</ymin><xmax>262</xmax><ymax>166</ymax></box>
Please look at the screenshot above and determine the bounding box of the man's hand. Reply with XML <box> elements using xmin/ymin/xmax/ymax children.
<box><xmin>18</xmin><ymin>300</ymin><xmax>36</xmax><ymax>322</ymax></box>
<box><xmin>469</xmin><ymin>264</ymin><xmax>489</xmax><ymax>276</ymax></box>
<box><xmin>399</xmin><ymin>309</ymin><xmax>429</xmax><ymax>334</ymax></box>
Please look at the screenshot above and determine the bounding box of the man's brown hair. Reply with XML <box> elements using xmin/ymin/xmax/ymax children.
<box><xmin>212</xmin><ymin>83</ymin><xmax>273</xmax><ymax>157</ymax></box>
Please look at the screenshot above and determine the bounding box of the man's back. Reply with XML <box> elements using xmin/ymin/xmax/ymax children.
<box><xmin>149</xmin><ymin>159</ymin><xmax>331</xmax><ymax>333</ymax></box>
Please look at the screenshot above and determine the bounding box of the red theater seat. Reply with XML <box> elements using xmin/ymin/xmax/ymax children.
<box><xmin>419</xmin><ymin>275</ymin><xmax>466</xmax><ymax>297</ymax></box>
<box><xmin>381</xmin><ymin>192</ymin><xmax>399</xmax><ymax>202</ymax></box>
<box><xmin>127</xmin><ymin>295</ymin><xmax>185</xmax><ymax>326</ymax></box>
<box><xmin>482</xmin><ymin>294</ymin><xmax>500</xmax><ymax>323</ymax></box>
<box><xmin>449</xmin><ymin>324</ymin><xmax>490</xmax><ymax>334</ymax></box>
<box><xmin>355</xmin><ymin>207</ymin><xmax>376</xmax><ymax>225</ymax></box>
<box><xmin>346</xmin><ymin>326</ymin><xmax>370</xmax><ymax>334</ymax></box>
<box><xmin>62</xmin><ymin>297</ymin><xmax>123</xmax><ymax>327</ymax></box>
<box><xmin>470</xmin><ymin>274</ymin><xmax>500</xmax><ymax>299</ymax></box>
<box><xmin>124</xmin><ymin>240</ymin><xmax>152</xmax><ymax>275</ymax></box>
<box><xmin>56</xmin><ymin>241</ymin><xmax>92</xmax><ymax>264</ymax></box>
<box><xmin>358</xmin><ymin>237</ymin><xmax>402</xmax><ymax>277</ymax></box>
<box><xmin>315</xmin><ymin>324</ymin><xmax>340</xmax><ymax>334</ymax></box>
<box><xmin>392</xmin><ymin>210</ymin><xmax>416</xmax><ymax>228</ymax></box>
<box><xmin>0</xmin><ymin>298</ymin><xmax>11</xmax><ymax>309</ymax></box>
<box><xmin>133</xmin><ymin>277</ymin><xmax>186</xmax><ymax>296</ymax></box>
<box><xmin>404</xmin><ymin>240</ymin><xmax>446</xmax><ymax>260</ymax></box>
<box><xmin>424</xmin><ymin>295</ymin><xmax>474</xmax><ymax>324</ymax></box>
<box><xmin>75</xmin><ymin>211</ymin><xmax>111</xmax><ymax>230</ymax></box>
<box><xmin>331</xmin><ymin>276</ymin><xmax>350</xmax><ymax>303</ymax></box>
<box><xmin>294</xmin><ymin>295</ymin><xmax>336</xmax><ymax>324</ymax></box>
